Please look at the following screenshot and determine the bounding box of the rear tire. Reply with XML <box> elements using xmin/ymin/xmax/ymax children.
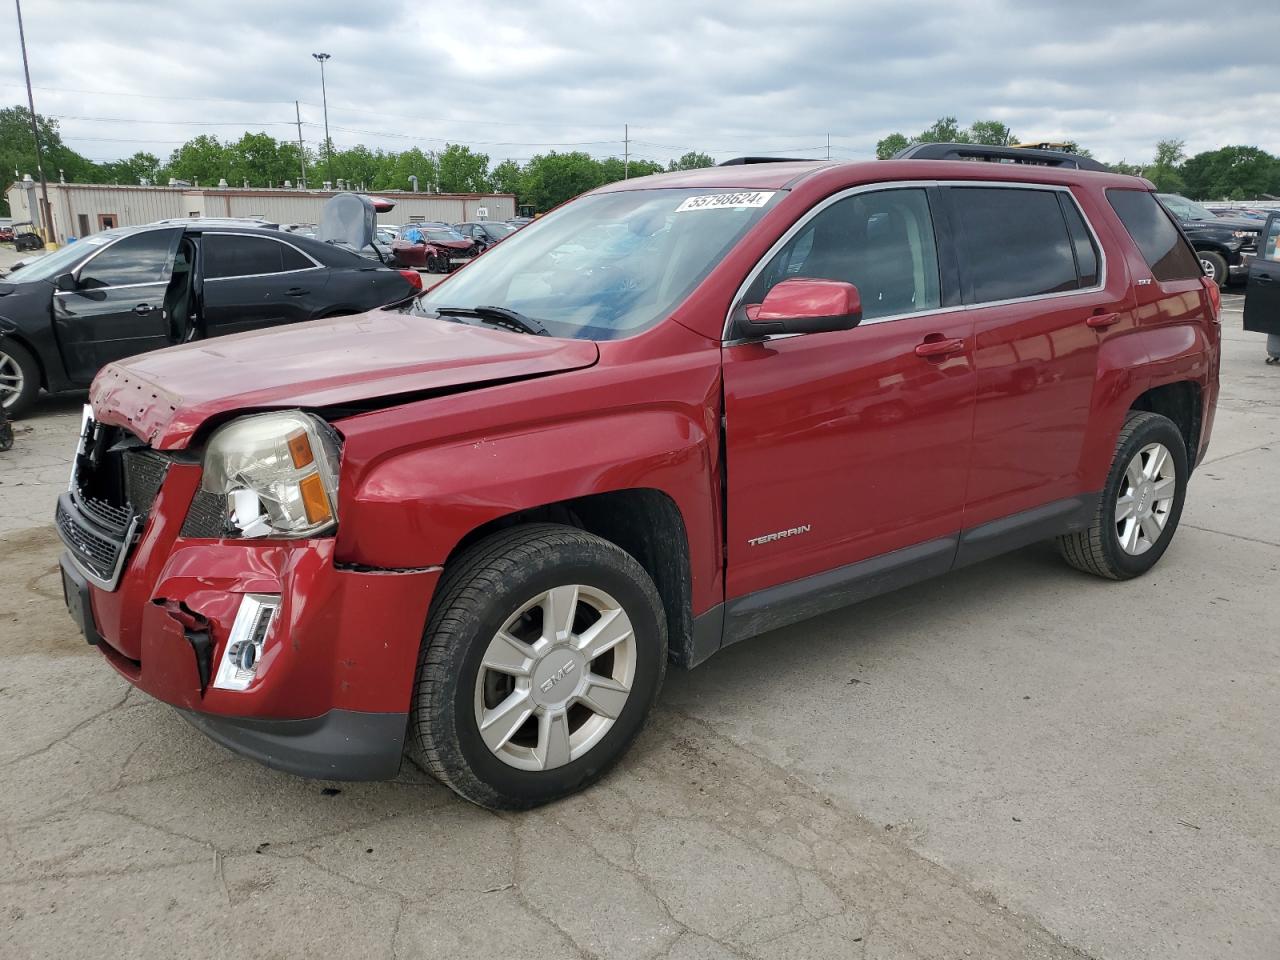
<box><xmin>0</xmin><ymin>337</ymin><xmax>40</xmax><ymax>418</ymax></box>
<box><xmin>1057</xmin><ymin>411</ymin><xmax>1188</xmax><ymax>580</ymax></box>
<box><xmin>409</xmin><ymin>523</ymin><xmax>667</xmax><ymax>809</ymax></box>
<box><xmin>1198</xmin><ymin>250</ymin><xmax>1228</xmax><ymax>289</ymax></box>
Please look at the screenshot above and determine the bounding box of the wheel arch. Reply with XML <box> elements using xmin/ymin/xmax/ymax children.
<box><xmin>0</xmin><ymin>328</ymin><xmax>49</xmax><ymax>391</ymax></box>
<box><xmin>443</xmin><ymin>489</ymin><xmax>696</xmax><ymax>668</ymax></box>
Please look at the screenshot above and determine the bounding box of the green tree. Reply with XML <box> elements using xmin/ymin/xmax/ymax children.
<box><xmin>1147</xmin><ymin>138</ymin><xmax>1186</xmax><ymax>193</ymax></box>
<box><xmin>968</xmin><ymin>120</ymin><xmax>1016</xmax><ymax>146</ymax></box>
<box><xmin>917</xmin><ymin>116</ymin><xmax>970</xmax><ymax>144</ymax></box>
<box><xmin>0</xmin><ymin>105</ymin><xmax>99</xmax><ymax>213</ymax></box>
<box><xmin>522</xmin><ymin>151</ymin><xmax>607</xmax><ymax>211</ymax></box>
<box><xmin>1107</xmin><ymin>159</ymin><xmax>1144</xmax><ymax>176</ymax></box>
<box><xmin>875</xmin><ymin>132</ymin><xmax>910</xmax><ymax>160</ymax></box>
<box><xmin>225</xmin><ymin>132</ymin><xmax>300</xmax><ymax>187</ymax></box>
<box><xmin>98</xmin><ymin>151</ymin><xmax>162</xmax><ymax>185</ymax></box>
<box><xmin>667</xmin><ymin>151</ymin><xmax>714</xmax><ymax>171</ymax></box>
<box><xmin>489</xmin><ymin>158</ymin><xmax>525</xmax><ymax>197</ymax></box>
<box><xmin>1181</xmin><ymin>146</ymin><xmax>1280</xmax><ymax>201</ymax></box>
<box><xmin>599</xmin><ymin>157</ymin><xmax>663</xmax><ymax>182</ymax></box>
<box><xmin>164</xmin><ymin>134</ymin><xmax>230</xmax><ymax>186</ymax></box>
<box><xmin>436</xmin><ymin>144</ymin><xmax>491</xmax><ymax>193</ymax></box>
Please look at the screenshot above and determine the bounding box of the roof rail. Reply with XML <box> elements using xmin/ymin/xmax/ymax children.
<box><xmin>893</xmin><ymin>142</ymin><xmax>1109</xmax><ymax>173</ymax></box>
<box><xmin>718</xmin><ymin>156</ymin><xmax>824</xmax><ymax>166</ymax></box>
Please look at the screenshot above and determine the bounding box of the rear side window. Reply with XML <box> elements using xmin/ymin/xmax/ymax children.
<box><xmin>203</xmin><ymin>234</ymin><xmax>311</xmax><ymax>279</ymax></box>
<box><xmin>745</xmin><ymin>187</ymin><xmax>941</xmax><ymax>321</ymax></box>
<box><xmin>1059</xmin><ymin>196</ymin><xmax>1099</xmax><ymax>287</ymax></box>
<box><xmin>950</xmin><ymin>187</ymin><xmax>1079</xmax><ymax>303</ymax></box>
<box><xmin>1106</xmin><ymin>189</ymin><xmax>1201</xmax><ymax>282</ymax></box>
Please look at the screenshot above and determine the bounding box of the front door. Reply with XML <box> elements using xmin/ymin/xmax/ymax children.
<box><xmin>722</xmin><ymin>186</ymin><xmax>975</xmax><ymax>601</ymax></box>
<box><xmin>1243</xmin><ymin>214</ymin><xmax>1280</xmax><ymax>337</ymax></box>
<box><xmin>53</xmin><ymin>228</ymin><xmax>182</xmax><ymax>385</ymax></box>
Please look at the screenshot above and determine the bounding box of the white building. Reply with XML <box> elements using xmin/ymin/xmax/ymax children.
<box><xmin>5</xmin><ymin>179</ymin><xmax>517</xmax><ymax>242</ymax></box>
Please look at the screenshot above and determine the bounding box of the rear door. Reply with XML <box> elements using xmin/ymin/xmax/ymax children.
<box><xmin>1243</xmin><ymin>214</ymin><xmax>1280</xmax><ymax>334</ymax></box>
<box><xmin>198</xmin><ymin>232</ymin><xmax>327</xmax><ymax>336</ymax></box>
<box><xmin>947</xmin><ymin>185</ymin><xmax>1123</xmax><ymax>540</ymax></box>
<box><xmin>53</xmin><ymin>228</ymin><xmax>182</xmax><ymax>384</ymax></box>
<box><xmin>722</xmin><ymin>186</ymin><xmax>976</xmax><ymax>600</ymax></box>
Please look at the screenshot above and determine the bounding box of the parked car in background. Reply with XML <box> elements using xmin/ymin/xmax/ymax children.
<box><xmin>1208</xmin><ymin>206</ymin><xmax>1276</xmax><ymax>222</ymax></box>
<box><xmin>56</xmin><ymin>148</ymin><xmax>1218</xmax><ymax>809</ymax></box>
<box><xmin>0</xmin><ymin>222</ymin><xmax>418</xmax><ymax>416</ymax></box>
<box><xmin>0</xmin><ymin>224</ymin><xmax>15</xmax><ymax>243</ymax></box>
<box><xmin>453</xmin><ymin>220</ymin><xmax>517</xmax><ymax>250</ymax></box>
<box><xmin>390</xmin><ymin>224</ymin><xmax>480</xmax><ymax>272</ymax></box>
<box><xmin>1157</xmin><ymin>193</ymin><xmax>1259</xmax><ymax>287</ymax></box>
<box><xmin>1243</xmin><ymin>212</ymin><xmax>1280</xmax><ymax>362</ymax></box>
<box><xmin>507</xmin><ymin>217</ymin><xmax>534</xmax><ymax>228</ymax></box>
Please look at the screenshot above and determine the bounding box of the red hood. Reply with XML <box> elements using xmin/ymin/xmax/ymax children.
<box><xmin>90</xmin><ymin>309</ymin><xmax>599</xmax><ymax>449</ymax></box>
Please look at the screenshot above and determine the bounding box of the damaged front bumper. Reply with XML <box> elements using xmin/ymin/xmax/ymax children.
<box><xmin>58</xmin><ymin>455</ymin><xmax>440</xmax><ymax>781</ymax></box>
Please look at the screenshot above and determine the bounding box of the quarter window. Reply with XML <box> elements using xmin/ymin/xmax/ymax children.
<box><xmin>202</xmin><ymin>234</ymin><xmax>311</xmax><ymax>279</ymax></box>
<box><xmin>1059</xmin><ymin>196</ymin><xmax>1099</xmax><ymax>287</ymax></box>
<box><xmin>950</xmin><ymin>187</ymin><xmax>1079</xmax><ymax>303</ymax></box>
<box><xmin>1106</xmin><ymin>189</ymin><xmax>1202</xmax><ymax>282</ymax></box>
<box><xmin>78</xmin><ymin>230</ymin><xmax>180</xmax><ymax>288</ymax></box>
<box><xmin>745</xmin><ymin>188</ymin><xmax>941</xmax><ymax>321</ymax></box>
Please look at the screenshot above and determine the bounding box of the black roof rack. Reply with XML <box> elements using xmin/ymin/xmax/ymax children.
<box><xmin>718</xmin><ymin>156</ymin><xmax>824</xmax><ymax>166</ymax></box>
<box><xmin>893</xmin><ymin>142</ymin><xmax>1108</xmax><ymax>172</ymax></box>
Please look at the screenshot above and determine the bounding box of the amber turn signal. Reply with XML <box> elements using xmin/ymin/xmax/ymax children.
<box><xmin>287</xmin><ymin>430</ymin><xmax>315</xmax><ymax>469</ymax></box>
<box><xmin>298</xmin><ymin>473</ymin><xmax>332</xmax><ymax>524</ymax></box>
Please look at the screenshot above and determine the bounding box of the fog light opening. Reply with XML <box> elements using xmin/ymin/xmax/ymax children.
<box><xmin>212</xmin><ymin>594</ymin><xmax>281</xmax><ymax>691</ymax></box>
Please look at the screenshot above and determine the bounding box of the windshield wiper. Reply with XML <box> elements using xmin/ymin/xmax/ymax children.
<box><xmin>435</xmin><ymin>305</ymin><xmax>550</xmax><ymax>336</ymax></box>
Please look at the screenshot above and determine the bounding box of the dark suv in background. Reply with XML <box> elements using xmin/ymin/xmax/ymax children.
<box><xmin>1157</xmin><ymin>193</ymin><xmax>1260</xmax><ymax>287</ymax></box>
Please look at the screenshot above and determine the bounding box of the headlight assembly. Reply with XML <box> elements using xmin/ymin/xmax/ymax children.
<box><xmin>201</xmin><ymin>411</ymin><xmax>341</xmax><ymax>538</ymax></box>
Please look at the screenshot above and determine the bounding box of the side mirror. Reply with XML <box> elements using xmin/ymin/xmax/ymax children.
<box><xmin>740</xmin><ymin>278</ymin><xmax>862</xmax><ymax>337</ymax></box>
<box><xmin>54</xmin><ymin>272</ymin><xmax>77</xmax><ymax>292</ymax></box>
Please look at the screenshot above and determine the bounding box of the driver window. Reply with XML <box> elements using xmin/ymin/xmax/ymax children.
<box><xmin>746</xmin><ymin>188</ymin><xmax>941</xmax><ymax>321</ymax></box>
<box><xmin>79</xmin><ymin>230</ymin><xmax>180</xmax><ymax>289</ymax></box>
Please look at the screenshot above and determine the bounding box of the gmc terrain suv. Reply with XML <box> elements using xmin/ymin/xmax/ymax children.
<box><xmin>56</xmin><ymin>148</ymin><xmax>1220</xmax><ymax>809</ymax></box>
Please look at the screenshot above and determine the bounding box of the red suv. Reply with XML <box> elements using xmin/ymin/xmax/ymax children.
<box><xmin>57</xmin><ymin>149</ymin><xmax>1220</xmax><ymax>809</ymax></box>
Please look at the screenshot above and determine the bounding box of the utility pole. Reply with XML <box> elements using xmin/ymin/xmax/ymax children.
<box><xmin>624</xmin><ymin>123</ymin><xmax>629</xmax><ymax>179</ymax></box>
<box><xmin>312</xmin><ymin>52</ymin><xmax>332</xmax><ymax>185</ymax></box>
<box><xmin>293</xmin><ymin>100</ymin><xmax>307</xmax><ymax>189</ymax></box>
<box><xmin>15</xmin><ymin>0</ymin><xmax>54</xmax><ymax>245</ymax></box>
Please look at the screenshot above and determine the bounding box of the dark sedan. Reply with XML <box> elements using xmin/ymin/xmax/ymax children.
<box><xmin>0</xmin><ymin>223</ymin><xmax>418</xmax><ymax>416</ymax></box>
<box><xmin>453</xmin><ymin>220</ymin><xmax>517</xmax><ymax>250</ymax></box>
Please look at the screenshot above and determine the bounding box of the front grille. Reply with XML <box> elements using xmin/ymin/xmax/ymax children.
<box><xmin>57</xmin><ymin>412</ymin><xmax>170</xmax><ymax>590</ymax></box>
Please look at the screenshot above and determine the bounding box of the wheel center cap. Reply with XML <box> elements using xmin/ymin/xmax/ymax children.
<box><xmin>531</xmin><ymin>649</ymin><xmax>584</xmax><ymax>708</ymax></box>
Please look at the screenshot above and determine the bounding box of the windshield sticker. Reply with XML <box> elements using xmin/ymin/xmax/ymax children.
<box><xmin>675</xmin><ymin>191</ymin><xmax>775</xmax><ymax>213</ymax></box>
<box><xmin>82</xmin><ymin>235</ymin><xmax>112</xmax><ymax>245</ymax></box>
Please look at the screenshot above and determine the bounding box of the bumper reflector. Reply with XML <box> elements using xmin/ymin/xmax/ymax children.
<box><xmin>212</xmin><ymin>594</ymin><xmax>281</xmax><ymax>691</ymax></box>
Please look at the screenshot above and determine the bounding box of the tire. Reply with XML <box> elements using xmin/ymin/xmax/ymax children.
<box><xmin>1198</xmin><ymin>250</ymin><xmax>1228</xmax><ymax>289</ymax></box>
<box><xmin>1057</xmin><ymin>411</ymin><xmax>1188</xmax><ymax>580</ymax></box>
<box><xmin>0</xmin><ymin>337</ymin><xmax>40</xmax><ymax>418</ymax></box>
<box><xmin>409</xmin><ymin>523</ymin><xmax>667</xmax><ymax>809</ymax></box>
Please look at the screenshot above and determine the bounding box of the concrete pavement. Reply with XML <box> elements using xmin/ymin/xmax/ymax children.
<box><xmin>1</xmin><ymin>290</ymin><xmax>1276</xmax><ymax>959</ymax></box>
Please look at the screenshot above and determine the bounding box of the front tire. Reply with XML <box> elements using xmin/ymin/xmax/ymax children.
<box><xmin>1057</xmin><ymin>411</ymin><xmax>1188</xmax><ymax>580</ymax></box>
<box><xmin>0</xmin><ymin>337</ymin><xmax>40</xmax><ymax>418</ymax></box>
<box><xmin>1198</xmin><ymin>250</ymin><xmax>1228</xmax><ymax>289</ymax></box>
<box><xmin>409</xmin><ymin>523</ymin><xmax>667</xmax><ymax>809</ymax></box>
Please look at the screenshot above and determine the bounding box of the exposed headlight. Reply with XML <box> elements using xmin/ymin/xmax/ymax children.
<box><xmin>202</xmin><ymin>411</ymin><xmax>341</xmax><ymax>538</ymax></box>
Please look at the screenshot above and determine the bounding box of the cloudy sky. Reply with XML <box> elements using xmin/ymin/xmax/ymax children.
<box><xmin>5</xmin><ymin>0</ymin><xmax>1279</xmax><ymax>169</ymax></box>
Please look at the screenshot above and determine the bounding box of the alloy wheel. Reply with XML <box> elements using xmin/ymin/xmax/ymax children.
<box><xmin>0</xmin><ymin>349</ymin><xmax>24</xmax><ymax>410</ymax></box>
<box><xmin>1199</xmin><ymin>257</ymin><xmax>1217</xmax><ymax>281</ymax></box>
<box><xmin>1115</xmin><ymin>442</ymin><xmax>1176</xmax><ymax>555</ymax></box>
<box><xmin>474</xmin><ymin>584</ymin><xmax>637</xmax><ymax>772</ymax></box>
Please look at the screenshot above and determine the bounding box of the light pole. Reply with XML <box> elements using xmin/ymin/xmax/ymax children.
<box><xmin>14</xmin><ymin>0</ymin><xmax>54</xmax><ymax>246</ymax></box>
<box><xmin>311</xmin><ymin>52</ymin><xmax>332</xmax><ymax>186</ymax></box>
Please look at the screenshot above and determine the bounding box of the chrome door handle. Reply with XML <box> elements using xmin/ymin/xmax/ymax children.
<box><xmin>132</xmin><ymin>303</ymin><xmax>155</xmax><ymax>315</ymax></box>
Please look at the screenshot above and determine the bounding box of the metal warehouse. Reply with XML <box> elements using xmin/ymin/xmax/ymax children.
<box><xmin>5</xmin><ymin>178</ymin><xmax>517</xmax><ymax>243</ymax></box>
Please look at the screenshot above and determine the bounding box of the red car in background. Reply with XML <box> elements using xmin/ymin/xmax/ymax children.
<box><xmin>390</xmin><ymin>224</ymin><xmax>480</xmax><ymax>273</ymax></box>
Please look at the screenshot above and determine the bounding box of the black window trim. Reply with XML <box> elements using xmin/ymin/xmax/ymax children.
<box><xmin>941</xmin><ymin>182</ymin><xmax>1108</xmax><ymax>308</ymax></box>
<box><xmin>200</xmin><ymin>231</ymin><xmax>324</xmax><ymax>283</ymax></box>
<box><xmin>723</xmin><ymin>179</ymin><xmax>1108</xmax><ymax>343</ymax></box>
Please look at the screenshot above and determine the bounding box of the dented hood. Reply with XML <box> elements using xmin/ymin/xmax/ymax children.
<box><xmin>90</xmin><ymin>310</ymin><xmax>599</xmax><ymax>449</ymax></box>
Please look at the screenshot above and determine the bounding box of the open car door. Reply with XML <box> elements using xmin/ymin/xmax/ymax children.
<box><xmin>1243</xmin><ymin>213</ymin><xmax>1280</xmax><ymax>342</ymax></box>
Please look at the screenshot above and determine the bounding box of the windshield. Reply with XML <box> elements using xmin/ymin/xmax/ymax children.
<box><xmin>2</xmin><ymin>232</ymin><xmax>120</xmax><ymax>284</ymax></box>
<box><xmin>413</xmin><ymin>187</ymin><xmax>781</xmax><ymax>340</ymax></box>
<box><xmin>426</xmin><ymin>229</ymin><xmax>467</xmax><ymax>243</ymax></box>
<box><xmin>1157</xmin><ymin>194</ymin><xmax>1217</xmax><ymax>221</ymax></box>
<box><xmin>482</xmin><ymin>222</ymin><xmax>516</xmax><ymax>238</ymax></box>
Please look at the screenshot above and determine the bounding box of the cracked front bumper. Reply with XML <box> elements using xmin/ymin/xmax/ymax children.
<box><xmin>63</xmin><ymin>460</ymin><xmax>441</xmax><ymax>780</ymax></box>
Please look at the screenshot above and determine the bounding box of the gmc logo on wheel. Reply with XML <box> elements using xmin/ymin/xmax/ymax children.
<box><xmin>539</xmin><ymin>660</ymin><xmax>577</xmax><ymax>693</ymax></box>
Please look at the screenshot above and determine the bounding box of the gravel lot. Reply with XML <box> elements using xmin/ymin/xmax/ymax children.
<box><xmin>2</xmin><ymin>238</ymin><xmax>1276</xmax><ymax>959</ymax></box>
